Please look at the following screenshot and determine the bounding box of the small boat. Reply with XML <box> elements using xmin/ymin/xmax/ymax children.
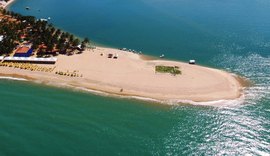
<box><xmin>25</xmin><ymin>7</ymin><xmax>30</xmax><ymax>10</ymax></box>
<box><xmin>160</xmin><ymin>54</ymin><xmax>165</xmax><ymax>58</ymax></box>
<box><xmin>48</xmin><ymin>17</ymin><xmax>51</xmax><ymax>20</ymax></box>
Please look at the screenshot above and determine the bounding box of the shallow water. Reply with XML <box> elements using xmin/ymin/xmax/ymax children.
<box><xmin>8</xmin><ymin>0</ymin><xmax>270</xmax><ymax>65</ymax></box>
<box><xmin>1</xmin><ymin>0</ymin><xmax>269</xmax><ymax>155</ymax></box>
<box><xmin>0</xmin><ymin>80</ymin><xmax>269</xmax><ymax>155</ymax></box>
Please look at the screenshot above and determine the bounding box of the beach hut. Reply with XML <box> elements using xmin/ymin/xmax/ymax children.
<box><xmin>189</xmin><ymin>60</ymin><xmax>196</xmax><ymax>65</ymax></box>
<box><xmin>14</xmin><ymin>45</ymin><xmax>33</xmax><ymax>57</ymax></box>
<box><xmin>3</xmin><ymin>57</ymin><xmax>57</xmax><ymax>64</ymax></box>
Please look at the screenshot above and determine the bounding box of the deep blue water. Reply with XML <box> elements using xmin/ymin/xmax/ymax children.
<box><xmin>8</xmin><ymin>0</ymin><xmax>270</xmax><ymax>65</ymax></box>
<box><xmin>1</xmin><ymin>0</ymin><xmax>269</xmax><ymax>155</ymax></box>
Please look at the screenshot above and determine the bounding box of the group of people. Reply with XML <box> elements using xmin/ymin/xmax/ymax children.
<box><xmin>55</xmin><ymin>70</ymin><xmax>83</xmax><ymax>78</ymax></box>
<box><xmin>0</xmin><ymin>61</ymin><xmax>55</xmax><ymax>72</ymax></box>
<box><xmin>0</xmin><ymin>61</ymin><xmax>83</xmax><ymax>78</ymax></box>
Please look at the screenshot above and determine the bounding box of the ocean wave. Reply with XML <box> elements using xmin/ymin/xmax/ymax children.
<box><xmin>120</xmin><ymin>96</ymin><xmax>244</xmax><ymax>107</ymax></box>
<box><xmin>72</xmin><ymin>86</ymin><xmax>111</xmax><ymax>96</ymax></box>
<box><xmin>0</xmin><ymin>76</ymin><xmax>28</xmax><ymax>81</ymax></box>
<box><xmin>164</xmin><ymin>97</ymin><xmax>245</xmax><ymax>107</ymax></box>
<box><xmin>213</xmin><ymin>53</ymin><xmax>270</xmax><ymax>105</ymax></box>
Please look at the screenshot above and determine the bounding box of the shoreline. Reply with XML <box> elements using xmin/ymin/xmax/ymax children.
<box><xmin>0</xmin><ymin>1</ymin><xmax>244</xmax><ymax>105</ymax></box>
<box><xmin>0</xmin><ymin>71</ymin><xmax>245</xmax><ymax>106</ymax></box>
<box><xmin>1</xmin><ymin>0</ymin><xmax>16</xmax><ymax>9</ymax></box>
<box><xmin>0</xmin><ymin>47</ymin><xmax>244</xmax><ymax>105</ymax></box>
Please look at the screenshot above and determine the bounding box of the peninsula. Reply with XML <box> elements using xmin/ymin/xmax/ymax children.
<box><xmin>0</xmin><ymin>6</ymin><xmax>243</xmax><ymax>103</ymax></box>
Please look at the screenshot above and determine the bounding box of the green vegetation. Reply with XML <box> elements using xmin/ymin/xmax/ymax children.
<box><xmin>0</xmin><ymin>8</ymin><xmax>90</xmax><ymax>56</ymax></box>
<box><xmin>155</xmin><ymin>65</ymin><xmax>181</xmax><ymax>75</ymax></box>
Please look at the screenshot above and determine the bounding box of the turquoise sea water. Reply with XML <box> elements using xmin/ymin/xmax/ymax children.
<box><xmin>1</xmin><ymin>0</ymin><xmax>269</xmax><ymax>155</ymax></box>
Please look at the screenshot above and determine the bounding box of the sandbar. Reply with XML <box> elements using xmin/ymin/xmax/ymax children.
<box><xmin>0</xmin><ymin>47</ymin><xmax>243</xmax><ymax>102</ymax></box>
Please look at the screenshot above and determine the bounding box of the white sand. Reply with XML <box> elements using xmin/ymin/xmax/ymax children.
<box><xmin>0</xmin><ymin>47</ymin><xmax>243</xmax><ymax>102</ymax></box>
<box><xmin>1</xmin><ymin>0</ymin><xmax>15</xmax><ymax>9</ymax></box>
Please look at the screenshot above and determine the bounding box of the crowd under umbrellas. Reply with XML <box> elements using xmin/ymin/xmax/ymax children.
<box><xmin>0</xmin><ymin>61</ymin><xmax>55</xmax><ymax>72</ymax></box>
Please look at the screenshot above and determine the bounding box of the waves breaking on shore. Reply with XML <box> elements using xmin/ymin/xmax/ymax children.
<box><xmin>0</xmin><ymin>76</ymin><xmax>27</xmax><ymax>81</ymax></box>
<box><xmin>213</xmin><ymin>53</ymin><xmax>270</xmax><ymax>106</ymax></box>
<box><xmin>54</xmin><ymin>83</ymin><xmax>246</xmax><ymax>107</ymax></box>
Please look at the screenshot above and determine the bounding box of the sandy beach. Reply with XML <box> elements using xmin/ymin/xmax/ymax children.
<box><xmin>0</xmin><ymin>47</ymin><xmax>243</xmax><ymax>102</ymax></box>
<box><xmin>0</xmin><ymin>0</ymin><xmax>243</xmax><ymax>103</ymax></box>
<box><xmin>0</xmin><ymin>0</ymin><xmax>15</xmax><ymax>9</ymax></box>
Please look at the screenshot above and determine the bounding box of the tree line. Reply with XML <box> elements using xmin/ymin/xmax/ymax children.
<box><xmin>0</xmin><ymin>9</ymin><xmax>90</xmax><ymax>56</ymax></box>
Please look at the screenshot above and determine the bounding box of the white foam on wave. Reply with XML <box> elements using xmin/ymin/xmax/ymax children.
<box><xmin>72</xmin><ymin>86</ymin><xmax>110</xmax><ymax>96</ymax></box>
<box><xmin>166</xmin><ymin>96</ymin><xmax>245</xmax><ymax>107</ymax></box>
<box><xmin>213</xmin><ymin>53</ymin><xmax>270</xmax><ymax>106</ymax></box>
<box><xmin>0</xmin><ymin>76</ymin><xmax>28</xmax><ymax>81</ymax></box>
<box><xmin>116</xmin><ymin>95</ymin><xmax>244</xmax><ymax>107</ymax></box>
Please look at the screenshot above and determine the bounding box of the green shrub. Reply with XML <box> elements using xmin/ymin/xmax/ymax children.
<box><xmin>155</xmin><ymin>65</ymin><xmax>181</xmax><ymax>75</ymax></box>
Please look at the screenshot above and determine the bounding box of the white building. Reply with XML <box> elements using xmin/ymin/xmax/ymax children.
<box><xmin>0</xmin><ymin>35</ymin><xmax>4</xmax><ymax>42</ymax></box>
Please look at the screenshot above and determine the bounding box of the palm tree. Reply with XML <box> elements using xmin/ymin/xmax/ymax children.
<box><xmin>47</xmin><ymin>42</ymin><xmax>54</xmax><ymax>52</ymax></box>
<box><xmin>72</xmin><ymin>38</ymin><xmax>80</xmax><ymax>47</ymax></box>
<box><xmin>69</xmin><ymin>34</ymin><xmax>74</xmax><ymax>43</ymax></box>
<box><xmin>83</xmin><ymin>37</ymin><xmax>89</xmax><ymax>44</ymax></box>
<box><xmin>55</xmin><ymin>29</ymin><xmax>61</xmax><ymax>36</ymax></box>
